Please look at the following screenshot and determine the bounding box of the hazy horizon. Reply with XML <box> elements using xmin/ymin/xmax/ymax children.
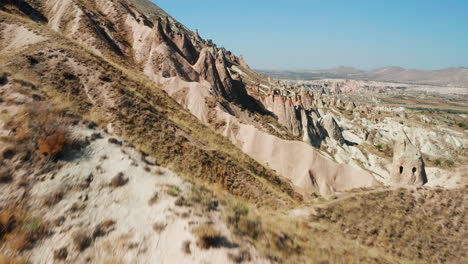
<box><xmin>152</xmin><ymin>0</ymin><xmax>468</xmax><ymax>71</ymax></box>
<box><xmin>256</xmin><ymin>65</ymin><xmax>468</xmax><ymax>72</ymax></box>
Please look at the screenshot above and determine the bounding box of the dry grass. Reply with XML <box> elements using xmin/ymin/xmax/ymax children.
<box><xmin>312</xmin><ymin>187</ymin><xmax>467</xmax><ymax>263</ymax></box>
<box><xmin>0</xmin><ymin>208</ymin><xmax>47</xmax><ymax>254</ymax></box>
<box><xmin>165</xmin><ymin>185</ymin><xmax>181</xmax><ymax>197</ymax></box>
<box><xmin>0</xmin><ymin>255</ymin><xmax>28</xmax><ymax>264</ymax></box>
<box><xmin>2</xmin><ymin>101</ymin><xmax>72</xmax><ymax>163</ymax></box>
<box><xmin>227</xmin><ymin>249</ymin><xmax>252</xmax><ymax>263</ymax></box>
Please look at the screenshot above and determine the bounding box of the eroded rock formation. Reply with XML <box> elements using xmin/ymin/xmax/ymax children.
<box><xmin>390</xmin><ymin>131</ymin><xmax>427</xmax><ymax>185</ymax></box>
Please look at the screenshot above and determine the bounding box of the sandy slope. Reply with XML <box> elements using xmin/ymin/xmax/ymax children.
<box><xmin>27</xmin><ymin>128</ymin><xmax>266</xmax><ymax>264</ymax></box>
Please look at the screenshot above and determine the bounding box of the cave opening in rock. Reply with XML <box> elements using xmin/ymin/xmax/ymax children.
<box><xmin>412</xmin><ymin>167</ymin><xmax>417</xmax><ymax>174</ymax></box>
<box><xmin>399</xmin><ymin>166</ymin><xmax>403</xmax><ymax>174</ymax></box>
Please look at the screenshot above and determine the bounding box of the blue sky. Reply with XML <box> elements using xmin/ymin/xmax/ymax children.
<box><xmin>151</xmin><ymin>0</ymin><xmax>468</xmax><ymax>70</ymax></box>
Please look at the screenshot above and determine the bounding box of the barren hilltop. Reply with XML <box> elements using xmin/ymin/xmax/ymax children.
<box><xmin>0</xmin><ymin>1</ymin><xmax>466</xmax><ymax>263</ymax></box>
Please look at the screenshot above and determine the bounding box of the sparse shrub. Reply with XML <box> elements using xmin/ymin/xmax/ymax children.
<box><xmin>108</xmin><ymin>138</ymin><xmax>122</xmax><ymax>146</ymax></box>
<box><xmin>166</xmin><ymin>186</ymin><xmax>181</xmax><ymax>197</ymax></box>
<box><xmin>8</xmin><ymin>102</ymin><xmax>72</xmax><ymax>161</ymax></box>
<box><xmin>152</xmin><ymin>222</ymin><xmax>166</xmax><ymax>233</ymax></box>
<box><xmin>192</xmin><ymin>224</ymin><xmax>224</xmax><ymax>249</ymax></box>
<box><xmin>53</xmin><ymin>247</ymin><xmax>68</xmax><ymax>260</ymax></box>
<box><xmin>154</xmin><ymin>168</ymin><xmax>164</xmax><ymax>176</ymax></box>
<box><xmin>227</xmin><ymin>204</ymin><xmax>262</xmax><ymax>240</ymax></box>
<box><xmin>0</xmin><ymin>169</ymin><xmax>13</xmax><ymax>184</ymax></box>
<box><xmin>374</xmin><ymin>144</ymin><xmax>383</xmax><ymax>151</ymax></box>
<box><xmin>434</xmin><ymin>159</ymin><xmax>442</xmax><ymax>166</ymax></box>
<box><xmin>148</xmin><ymin>192</ymin><xmax>159</xmax><ymax>205</ymax></box>
<box><xmin>42</xmin><ymin>191</ymin><xmax>64</xmax><ymax>207</ymax></box>
<box><xmin>2</xmin><ymin>147</ymin><xmax>15</xmax><ymax>160</ymax></box>
<box><xmin>92</xmin><ymin>220</ymin><xmax>115</xmax><ymax>239</ymax></box>
<box><xmin>175</xmin><ymin>196</ymin><xmax>191</xmax><ymax>207</ymax></box>
<box><xmin>72</xmin><ymin>232</ymin><xmax>91</xmax><ymax>251</ymax></box>
<box><xmin>0</xmin><ymin>209</ymin><xmax>47</xmax><ymax>253</ymax></box>
<box><xmin>110</xmin><ymin>172</ymin><xmax>128</xmax><ymax>187</ymax></box>
<box><xmin>38</xmin><ymin>129</ymin><xmax>68</xmax><ymax>156</ymax></box>
<box><xmin>228</xmin><ymin>249</ymin><xmax>252</xmax><ymax>263</ymax></box>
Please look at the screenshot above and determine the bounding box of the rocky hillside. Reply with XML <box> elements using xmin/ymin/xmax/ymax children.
<box><xmin>0</xmin><ymin>0</ymin><xmax>466</xmax><ymax>263</ymax></box>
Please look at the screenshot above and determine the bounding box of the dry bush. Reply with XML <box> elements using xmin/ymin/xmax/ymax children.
<box><xmin>0</xmin><ymin>169</ymin><xmax>13</xmax><ymax>184</ymax></box>
<box><xmin>53</xmin><ymin>247</ymin><xmax>68</xmax><ymax>261</ymax></box>
<box><xmin>192</xmin><ymin>224</ymin><xmax>225</xmax><ymax>249</ymax></box>
<box><xmin>38</xmin><ymin>129</ymin><xmax>67</xmax><ymax>156</ymax></box>
<box><xmin>7</xmin><ymin>102</ymin><xmax>72</xmax><ymax>161</ymax></box>
<box><xmin>109</xmin><ymin>172</ymin><xmax>128</xmax><ymax>188</ymax></box>
<box><xmin>189</xmin><ymin>185</ymin><xmax>217</xmax><ymax>211</ymax></box>
<box><xmin>153</xmin><ymin>168</ymin><xmax>164</xmax><ymax>176</ymax></box>
<box><xmin>166</xmin><ymin>185</ymin><xmax>181</xmax><ymax>197</ymax></box>
<box><xmin>92</xmin><ymin>220</ymin><xmax>116</xmax><ymax>239</ymax></box>
<box><xmin>148</xmin><ymin>192</ymin><xmax>159</xmax><ymax>206</ymax></box>
<box><xmin>72</xmin><ymin>232</ymin><xmax>91</xmax><ymax>251</ymax></box>
<box><xmin>228</xmin><ymin>249</ymin><xmax>252</xmax><ymax>263</ymax></box>
<box><xmin>227</xmin><ymin>204</ymin><xmax>262</xmax><ymax>240</ymax></box>
<box><xmin>174</xmin><ymin>196</ymin><xmax>191</xmax><ymax>207</ymax></box>
<box><xmin>182</xmin><ymin>240</ymin><xmax>191</xmax><ymax>255</ymax></box>
<box><xmin>42</xmin><ymin>190</ymin><xmax>64</xmax><ymax>207</ymax></box>
<box><xmin>152</xmin><ymin>222</ymin><xmax>166</xmax><ymax>233</ymax></box>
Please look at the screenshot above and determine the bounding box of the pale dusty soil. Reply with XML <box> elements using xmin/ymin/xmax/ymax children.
<box><xmin>0</xmin><ymin>24</ymin><xmax>47</xmax><ymax>54</ymax></box>
<box><xmin>26</xmin><ymin>128</ymin><xmax>267</xmax><ymax>264</ymax></box>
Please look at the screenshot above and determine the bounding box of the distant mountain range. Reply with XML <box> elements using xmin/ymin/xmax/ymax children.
<box><xmin>258</xmin><ymin>66</ymin><xmax>468</xmax><ymax>88</ymax></box>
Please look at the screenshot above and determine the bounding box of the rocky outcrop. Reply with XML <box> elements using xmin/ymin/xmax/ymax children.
<box><xmin>319</xmin><ymin>114</ymin><xmax>346</xmax><ymax>145</ymax></box>
<box><xmin>390</xmin><ymin>131</ymin><xmax>427</xmax><ymax>185</ymax></box>
<box><xmin>12</xmin><ymin>0</ymin><xmax>379</xmax><ymax>196</ymax></box>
